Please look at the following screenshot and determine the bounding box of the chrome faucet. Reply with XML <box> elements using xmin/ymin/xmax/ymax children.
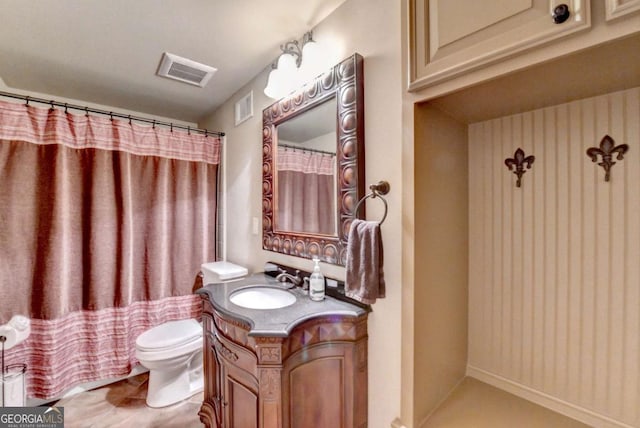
<box><xmin>275</xmin><ymin>269</ymin><xmax>303</xmax><ymax>288</ymax></box>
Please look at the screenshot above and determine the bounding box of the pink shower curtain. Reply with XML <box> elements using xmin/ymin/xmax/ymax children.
<box><xmin>0</xmin><ymin>100</ymin><xmax>219</xmax><ymax>399</ymax></box>
<box><xmin>276</xmin><ymin>147</ymin><xmax>335</xmax><ymax>235</ymax></box>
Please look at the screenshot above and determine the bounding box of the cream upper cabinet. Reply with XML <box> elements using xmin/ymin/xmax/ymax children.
<box><xmin>605</xmin><ymin>0</ymin><xmax>640</xmax><ymax>20</ymax></box>
<box><xmin>409</xmin><ymin>0</ymin><xmax>591</xmax><ymax>91</ymax></box>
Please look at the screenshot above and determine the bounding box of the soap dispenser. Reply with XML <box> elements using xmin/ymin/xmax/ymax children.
<box><xmin>309</xmin><ymin>258</ymin><xmax>325</xmax><ymax>301</ymax></box>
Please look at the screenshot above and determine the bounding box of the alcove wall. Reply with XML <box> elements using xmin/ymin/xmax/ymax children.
<box><xmin>467</xmin><ymin>87</ymin><xmax>640</xmax><ymax>427</ymax></box>
<box><xmin>411</xmin><ymin>87</ymin><xmax>640</xmax><ymax>428</ymax></box>
<box><xmin>412</xmin><ymin>103</ymin><xmax>469</xmax><ymax>426</ymax></box>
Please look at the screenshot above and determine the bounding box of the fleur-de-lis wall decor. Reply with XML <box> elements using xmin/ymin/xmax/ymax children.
<box><xmin>586</xmin><ymin>135</ymin><xmax>629</xmax><ymax>182</ymax></box>
<box><xmin>505</xmin><ymin>148</ymin><xmax>535</xmax><ymax>188</ymax></box>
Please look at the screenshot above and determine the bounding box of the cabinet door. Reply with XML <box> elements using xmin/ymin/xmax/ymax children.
<box><xmin>605</xmin><ymin>0</ymin><xmax>640</xmax><ymax>20</ymax></box>
<box><xmin>221</xmin><ymin>358</ymin><xmax>259</xmax><ymax>428</ymax></box>
<box><xmin>201</xmin><ymin>313</ymin><xmax>222</xmax><ymax>427</ymax></box>
<box><xmin>282</xmin><ymin>342</ymin><xmax>365</xmax><ymax>428</ymax></box>
<box><xmin>409</xmin><ymin>0</ymin><xmax>591</xmax><ymax>90</ymax></box>
<box><xmin>211</xmin><ymin>333</ymin><xmax>260</xmax><ymax>428</ymax></box>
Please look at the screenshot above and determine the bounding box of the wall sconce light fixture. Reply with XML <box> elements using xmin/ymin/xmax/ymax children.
<box><xmin>264</xmin><ymin>32</ymin><xmax>322</xmax><ymax>100</ymax></box>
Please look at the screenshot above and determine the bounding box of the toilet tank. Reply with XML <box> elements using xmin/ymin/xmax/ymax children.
<box><xmin>201</xmin><ymin>261</ymin><xmax>248</xmax><ymax>284</ymax></box>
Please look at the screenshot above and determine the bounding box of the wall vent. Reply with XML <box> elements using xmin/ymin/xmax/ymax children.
<box><xmin>156</xmin><ymin>52</ymin><xmax>217</xmax><ymax>88</ymax></box>
<box><xmin>235</xmin><ymin>91</ymin><xmax>254</xmax><ymax>126</ymax></box>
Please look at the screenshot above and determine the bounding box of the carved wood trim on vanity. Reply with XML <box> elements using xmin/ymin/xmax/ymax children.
<box><xmin>212</xmin><ymin>310</ymin><xmax>257</xmax><ymax>351</ymax></box>
<box><xmin>281</xmin><ymin>314</ymin><xmax>368</xmax><ymax>360</ymax></box>
<box><xmin>199</xmin><ymin>297</ymin><xmax>369</xmax><ymax>428</ymax></box>
<box><xmin>213</xmin><ymin>338</ymin><xmax>238</xmax><ymax>362</ymax></box>
<box><xmin>258</xmin><ymin>345</ymin><xmax>282</xmax><ymax>364</ymax></box>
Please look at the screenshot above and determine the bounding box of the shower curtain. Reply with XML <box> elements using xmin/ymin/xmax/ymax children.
<box><xmin>276</xmin><ymin>147</ymin><xmax>335</xmax><ymax>235</ymax></box>
<box><xmin>0</xmin><ymin>99</ymin><xmax>219</xmax><ymax>399</ymax></box>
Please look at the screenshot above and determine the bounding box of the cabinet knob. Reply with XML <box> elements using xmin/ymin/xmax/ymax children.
<box><xmin>552</xmin><ymin>4</ymin><xmax>571</xmax><ymax>24</ymax></box>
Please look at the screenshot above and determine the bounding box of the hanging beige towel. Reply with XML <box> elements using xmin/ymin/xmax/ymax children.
<box><xmin>345</xmin><ymin>219</ymin><xmax>385</xmax><ymax>304</ymax></box>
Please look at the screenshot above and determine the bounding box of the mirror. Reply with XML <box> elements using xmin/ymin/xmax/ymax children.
<box><xmin>275</xmin><ymin>96</ymin><xmax>338</xmax><ymax>236</ymax></box>
<box><xmin>262</xmin><ymin>53</ymin><xmax>365</xmax><ymax>266</ymax></box>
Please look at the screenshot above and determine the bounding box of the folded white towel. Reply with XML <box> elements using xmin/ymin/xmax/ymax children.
<box><xmin>345</xmin><ymin>219</ymin><xmax>385</xmax><ymax>304</ymax></box>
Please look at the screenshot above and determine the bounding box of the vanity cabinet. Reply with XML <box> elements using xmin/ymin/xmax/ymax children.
<box><xmin>216</xmin><ymin>328</ymin><xmax>260</xmax><ymax>427</ymax></box>
<box><xmin>281</xmin><ymin>342</ymin><xmax>367</xmax><ymax>428</ymax></box>
<box><xmin>199</xmin><ymin>298</ymin><xmax>368</xmax><ymax>428</ymax></box>
<box><xmin>201</xmin><ymin>308</ymin><xmax>260</xmax><ymax>427</ymax></box>
<box><xmin>201</xmin><ymin>314</ymin><xmax>222</xmax><ymax>426</ymax></box>
<box><xmin>407</xmin><ymin>0</ymin><xmax>640</xmax><ymax>94</ymax></box>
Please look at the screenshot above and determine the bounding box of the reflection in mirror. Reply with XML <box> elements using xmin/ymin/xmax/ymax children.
<box><xmin>263</xmin><ymin>53</ymin><xmax>364</xmax><ymax>266</ymax></box>
<box><xmin>275</xmin><ymin>96</ymin><xmax>338</xmax><ymax>236</ymax></box>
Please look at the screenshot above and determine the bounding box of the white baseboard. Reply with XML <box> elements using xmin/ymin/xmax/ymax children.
<box><xmin>466</xmin><ymin>365</ymin><xmax>634</xmax><ymax>428</ymax></box>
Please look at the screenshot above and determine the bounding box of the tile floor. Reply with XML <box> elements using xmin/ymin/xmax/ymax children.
<box><xmin>53</xmin><ymin>373</ymin><xmax>204</xmax><ymax>428</ymax></box>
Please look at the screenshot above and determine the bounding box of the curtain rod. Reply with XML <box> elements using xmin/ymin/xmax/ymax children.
<box><xmin>279</xmin><ymin>143</ymin><xmax>335</xmax><ymax>156</ymax></box>
<box><xmin>0</xmin><ymin>90</ymin><xmax>225</xmax><ymax>137</ymax></box>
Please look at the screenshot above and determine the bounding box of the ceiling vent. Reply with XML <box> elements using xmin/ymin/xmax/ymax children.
<box><xmin>156</xmin><ymin>52</ymin><xmax>217</xmax><ymax>88</ymax></box>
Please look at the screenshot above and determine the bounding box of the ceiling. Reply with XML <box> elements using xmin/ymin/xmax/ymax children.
<box><xmin>0</xmin><ymin>0</ymin><xmax>348</xmax><ymax>123</ymax></box>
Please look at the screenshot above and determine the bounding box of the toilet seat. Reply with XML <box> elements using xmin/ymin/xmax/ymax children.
<box><xmin>135</xmin><ymin>318</ymin><xmax>203</xmax><ymax>362</ymax></box>
<box><xmin>136</xmin><ymin>319</ymin><xmax>201</xmax><ymax>350</ymax></box>
<box><xmin>136</xmin><ymin>335</ymin><xmax>202</xmax><ymax>361</ymax></box>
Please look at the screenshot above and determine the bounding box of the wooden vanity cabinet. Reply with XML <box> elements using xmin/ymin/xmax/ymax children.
<box><xmin>199</xmin><ymin>298</ymin><xmax>369</xmax><ymax>428</ymax></box>
<box><xmin>200</xmin><ymin>313</ymin><xmax>222</xmax><ymax>427</ymax></box>
<box><xmin>200</xmin><ymin>306</ymin><xmax>260</xmax><ymax>428</ymax></box>
<box><xmin>282</xmin><ymin>342</ymin><xmax>367</xmax><ymax>428</ymax></box>
<box><xmin>218</xmin><ymin>338</ymin><xmax>259</xmax><ymax>428</ymax></box>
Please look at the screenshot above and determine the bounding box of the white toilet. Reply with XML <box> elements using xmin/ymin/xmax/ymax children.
<box><xmin>135</xmin><ymin>261</ymin><xmax>248</xmax><ymax>408</ymax></box>
<box><xmin>135</xmin><ymin>319</ymin><xmax>204</xmax><ymax>408</ymax></box>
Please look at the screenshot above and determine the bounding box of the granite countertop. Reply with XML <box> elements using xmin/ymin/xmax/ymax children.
<box><xmin>196</xmin><ymin>273</ymin><xmax>368</xmax><ymax>337</ymax></box>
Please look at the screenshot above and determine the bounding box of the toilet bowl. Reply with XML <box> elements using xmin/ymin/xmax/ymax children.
<box><xmin>136</xmin><ymin>261</ymin><xmax>248</xmax><ymax>408</ymax></box>
<box><xmin>135</xmin><ymin>318</ymin><xmax>203</xmax><ymax>408</ymax></box>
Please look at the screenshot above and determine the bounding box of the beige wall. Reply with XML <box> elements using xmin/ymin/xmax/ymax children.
<box><xmin>404</xmin><ymin>85</ymin><xmax>640</xmax><ymax>428</ymax></box>
<box><xmin>199</xmin><ymin>0</ymin><xmax>403</xmax><ymax>426</ymax></box>
<box><xmin>413</xmin><ymin>104</ymin><xmax>468</xmax><ymax>427</ymax></box>
<box><xmin>468</xmin><ymin>87</ymin><xmax>640</xmax><ymax>428</ymax></box>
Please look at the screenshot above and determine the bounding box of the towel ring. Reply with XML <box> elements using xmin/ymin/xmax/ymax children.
<box><xmin>353</xmin><ymin>181</ymin><xmax>390</xmax><ymax>225</ymax></box>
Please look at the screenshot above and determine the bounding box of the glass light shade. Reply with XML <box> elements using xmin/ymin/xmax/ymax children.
<box><xmin>264</xmin><ymin>53</ymin><xmax>301</xmax><ymax>99</ymax></box>
<box><xmin>276</xmin><ymin>52</ymin><xmax>297</xmax><ymax>73</ymax></box>
<box><xmin>299</xmin><ymin>40</ymin><xmax>324</xmax><ymax>84</ymax></box>
<box><xmin>264</xmin><ymin>67</ymin><xmax>288</xmax><ymax>99</ymax></box>
<box><xmin>264</xmin><ymin>68</ymin><xmax>279</xmax><ymax>99</ymax></box>
<box><xmin>278</xmin><ymin>53</ymin><xmax>300</xmax><ymax>95</ymax></box>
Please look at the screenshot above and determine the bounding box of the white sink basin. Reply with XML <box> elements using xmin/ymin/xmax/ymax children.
<box><xmin>229</xmin><ymin>286</ymin><xmax>296</xmax><ymax>310</ymax></box>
